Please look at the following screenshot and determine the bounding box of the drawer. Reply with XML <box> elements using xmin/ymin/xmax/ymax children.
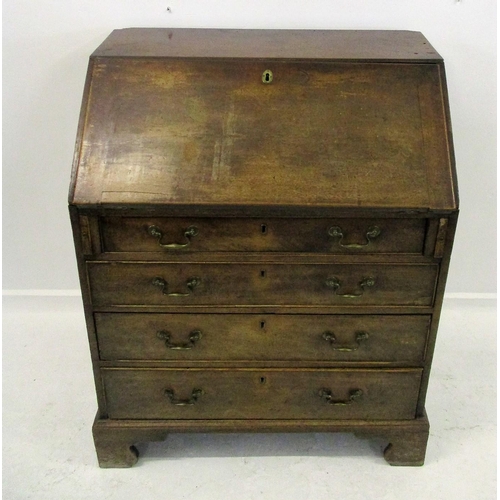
<box><xmin>88</xmin><ymin>262</ymin><xmax>438</xmax><ymax>307</ymax></box>
<box><xmin>95</xmin><ymin>313</ymin><xmax>430</xmax><ymax>363</ymax></box>
<box><xmin>102</xmin><ymin>368</ymin><xmax>422</xmax><ymax>420</ymax></box>
<box><xmin>100</xmin><ymin>217</ymin><xmax>426</xmax><ymax>254</ymax></box>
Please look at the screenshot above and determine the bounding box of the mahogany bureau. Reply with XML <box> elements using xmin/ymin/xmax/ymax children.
<box><xmin>69</xmin><ymin>28</ymin><xmax>459</xmax><ymax>467</ymax></box>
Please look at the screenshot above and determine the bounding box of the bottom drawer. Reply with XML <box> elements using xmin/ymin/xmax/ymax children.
<box><xmin>102</xmin><ymin>368</ymin><xmax>422</xmax><ymax>420</ymax></box>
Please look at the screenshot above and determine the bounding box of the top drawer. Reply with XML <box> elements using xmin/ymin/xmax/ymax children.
<box><xmin>100</xmin><ymin>217</ymin><xmax>426</xmax><ymax>254</ymax></box>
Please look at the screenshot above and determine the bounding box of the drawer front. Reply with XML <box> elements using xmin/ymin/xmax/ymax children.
<box><xmin>102</xmin><ymin>368</ymin><xmax>422</xmax><ymax>420</ymax></box>
<box><xmin>88</xmin><ymin>262</ymin><xmax>438</xmax><ymax>307</ymax></box>
<box><xmin>95</xmin><ymin>313</ymin><xmax>430</xmax><ymax>363</ymax></box>
<box><xmin>100</xmin><ymin>217</ymin><xmax>426</xmax><ymax>254</ymax></box>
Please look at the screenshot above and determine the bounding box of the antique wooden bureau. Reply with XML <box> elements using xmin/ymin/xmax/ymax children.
<box><xmin>69</xmin><ymin>28</ymin><xmax>458</xmax><ymax>467</ymax></box>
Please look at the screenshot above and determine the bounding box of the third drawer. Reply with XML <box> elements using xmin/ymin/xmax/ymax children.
<box><xmin>95</xmin><ymin>313</ymin><xmax>430</xmax><ymax>363</ymax></box>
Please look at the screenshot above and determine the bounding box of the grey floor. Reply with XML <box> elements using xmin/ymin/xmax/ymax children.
<box><xmin>3</xmin><ymin>296</ymin><xmax>496</xmax><ymax>500</ymax></box>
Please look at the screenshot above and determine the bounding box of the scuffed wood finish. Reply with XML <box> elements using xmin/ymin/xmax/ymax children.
<box><xmin>101</xmin><ymin>217</ymin><xmax>427</xmax><ymax>254</ymax></box>
<box><xmin>95</xmin><ymin>313</ymin><xmax>430</xmax><ymax>363</ymax></box>
<box><xmin>71</xmin><ymin>59</ymin><xmax>456</xmax><ymax>211</ymax></box>
<box><xmin>69</xmin><ymin>29</ymin><xmax>459</xmax><ymax>467</ymax></box>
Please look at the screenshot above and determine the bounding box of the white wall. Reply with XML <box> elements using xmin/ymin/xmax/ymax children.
<box><xmin>3</xmin><ymin>0</ymin><xmax>496</xmax><ymax>293</ymax></box>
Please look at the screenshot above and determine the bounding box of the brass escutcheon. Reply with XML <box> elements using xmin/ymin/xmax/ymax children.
<box><xmin>262</xmin><ymin>69</ymin><xmax>273</xmax><ymax>84</ymax></box>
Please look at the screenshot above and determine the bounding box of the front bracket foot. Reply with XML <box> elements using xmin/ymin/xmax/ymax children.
<box><xmin>92</xmin><ymin>416</ymin><xmax>168</xmax><ymax>468</ymax></box>
<box><xmin>383</xmin><ymin>428</ymin><xmax>429</xmax><ymax>466</ymax></box>
<box><xmin>93</xmin><ymin>428</ymin><xmax>140</xmax><ymax>468</ymax></box>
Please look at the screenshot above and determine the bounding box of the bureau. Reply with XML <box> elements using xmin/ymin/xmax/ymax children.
<box><xmin>69</xmin><ymin>28</ymin><xmax>458</xmax><ymax>467</ymax></box>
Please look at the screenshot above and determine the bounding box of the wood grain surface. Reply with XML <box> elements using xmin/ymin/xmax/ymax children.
<box><xmin>71</xmin><ymin>58</ymin><xmax>456</xmax><ymax>210</ymax></box>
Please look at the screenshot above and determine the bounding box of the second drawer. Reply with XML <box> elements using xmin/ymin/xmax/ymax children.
<box><xmin>88</xmin><ymin>262</ymin><xmax>438</xmax><ymax>307</ymax></box>
<box><xmin>95</xmin><ymin>313</ymin><xmax>430</xmax><ymax>363</ymax></box>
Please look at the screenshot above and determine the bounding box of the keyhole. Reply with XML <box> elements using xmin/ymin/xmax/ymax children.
<box><xmin>260</xmin><ymin>320</ymin><xmax>266</xmax><ymax>329</ymax></box>
<box><xmin>262</xmin><ymin>70</ymin><xmax>273</xmax><ymax>84</ymax></box>
<box><xmin>260</xmin><ymin>376</ymin><xmax>266</xmax><ymax>384</ymax></box>
<box><xmin>261</xmin><ymin>224</ymin><xmax>268</xmax><ymax>235</ymax></box>
<box><xmin>260</xmin><ymin>270</ymin><xmax>266</xmax><ymax>278</ymax></box>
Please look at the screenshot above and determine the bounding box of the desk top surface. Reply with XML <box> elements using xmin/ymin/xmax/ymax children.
<box><xmin>92</xmin><ymin>28</ymin><xmax>442</xmax><ymax>62</ymax></box>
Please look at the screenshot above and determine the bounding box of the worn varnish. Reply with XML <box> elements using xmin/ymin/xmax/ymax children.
<box><xmin>72</xmin><ymin>59</ymin><xmax>455</xmax><ymax>210</ymax></box>
<box><xmin>69</xmin><ymin>29</ymin><xmax>459</xmax><ymax>467</ymax></box>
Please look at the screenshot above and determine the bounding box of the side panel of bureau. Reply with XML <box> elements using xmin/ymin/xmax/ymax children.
<box><xmin>69</xmin><ymin>206</ymin><xmax>108</xmax><ymax>415</ymax></box>
<box><xmin>415</xmin><ymin>212</ymin><xmax>459</xmax><ymax>414</ymax></box>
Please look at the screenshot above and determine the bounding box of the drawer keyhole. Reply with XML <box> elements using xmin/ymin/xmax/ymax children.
<box><xmin>259</xmin><ymin>376</ymin><xmax>267</xmax><ymax>384</ymax></box>
<box><xmin>260</xmin><ymin>270</ymin><xmax>266</xmax><ymax>278</ymax></box>
<box><xmin>262</xmin><ymin>69</ymin><xmax>273</xmax><ymax>84</ymax></box>
<box><xmin>261</xmin><ymin>224</ymin><xmax>268</xmax><ymax>235</ymax></box>
<box><xmin>260</xmin><ymin>320</ymin><xmax>266</xmax><ymax>329</ymax></box>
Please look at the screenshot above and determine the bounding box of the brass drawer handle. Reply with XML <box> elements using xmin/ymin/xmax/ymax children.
<box><xmin>328</xmin><ymin>225</ymin><xmax>381</xmax><ymax>248</ymax></box>
<box><xmin>325</xmin><ymin>276</ymin><xmax>375</xmax><ymax>298</ymax></box>
<box><xmin>322</xmin><ymin>331</ymin><xmax>369</xmax><ymax>351</ymax></box>
<box><xmin>318</xmin><ymin>388</ymin><xmax>363</xmax><ymax>406</ymax></box>
<box><xmin>152</xmin><ymin>276</ymin><xmax>201</xmax><ymax>297</ymax></box>
<box><xmin>157</xmin><ymin>330</ymin><xmax>202</xmax><ymax>350</ymax></box>
<box><xmin>148</xmin><ymin>225</ymin><xmax>198</xmax><ymax>249</ymax></box>
<box><xmin>164</xmin><ymin>388</ymin><xmax>203</xmax><ymax>406</ymax></box>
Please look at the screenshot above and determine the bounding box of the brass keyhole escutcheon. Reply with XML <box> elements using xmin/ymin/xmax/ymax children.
<box><xmin>262</xmin><ymin>69</ymin><xmax>273</xmax><ymax>84</ymax></box>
